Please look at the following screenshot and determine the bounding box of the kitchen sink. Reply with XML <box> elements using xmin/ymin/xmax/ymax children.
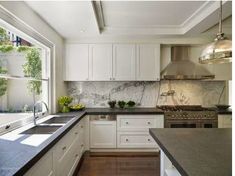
<box><xmin>21</xmin><ymin>125</ymin><xmax>62</xmax><ymax>134</ymax></box>
<box><xmin>41</xmin><ymin>116</ymin><xmax>75</xmax><ymax>124</ymax></box>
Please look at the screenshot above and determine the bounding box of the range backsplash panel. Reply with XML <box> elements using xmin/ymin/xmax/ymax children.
<box><xmin>67</xmin><ymin>81</ymin><xmax>226</xmax><ymax>107</ymax></box>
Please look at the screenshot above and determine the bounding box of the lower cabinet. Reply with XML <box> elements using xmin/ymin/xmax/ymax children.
<box><xmin>24</xmin><ymin>150</ymin><xmax>54</xmax><ymax>176</ymax></box>
<box><xmin>90</xmin><ymin>120</ymin><xmax>117</xmax><ymax>148</ymax></box>
<box><xmin>218</xmin><ymin>115</ymin><xmax>232</xmax><ymax>128</ymax></box>
<box><xmin>24</xmin><ymin>118</ymin><xmax>85</xmax><ymax>176</ymax></box>
<box><xmin>89</xmin><ymin>114</ymin><xmax>164</xmax><ymax>150</ymax></box>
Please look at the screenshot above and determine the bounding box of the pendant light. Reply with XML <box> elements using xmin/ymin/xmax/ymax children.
<box><xmin>199</xmin><ymin>0</ymin><xmax>232</xmax><ymax>64</ymax></box>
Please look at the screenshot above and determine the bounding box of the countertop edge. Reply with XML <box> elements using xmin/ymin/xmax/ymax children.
<box><xmin>149</xmin><ymin>129</ymin><xmax>189</xmax><ymax>176</ymax></box>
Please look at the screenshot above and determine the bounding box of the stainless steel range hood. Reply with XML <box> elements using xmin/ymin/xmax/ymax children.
<box><xmin>161</xmin><ymin>46</ymin><xmax>215</xmax><ymax>80</ymax></box>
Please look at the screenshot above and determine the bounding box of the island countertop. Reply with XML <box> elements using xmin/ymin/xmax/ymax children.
<box><xmin>149</xmin><ymin>128</ymin><xmax>232</xmax><ymax>176</ymax></box>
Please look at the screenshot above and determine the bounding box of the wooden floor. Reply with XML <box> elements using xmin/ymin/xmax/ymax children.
<box><xmin>77</xmin><ymin>152</ymin><xmax>160</xmax><ymax>176</ymax></box>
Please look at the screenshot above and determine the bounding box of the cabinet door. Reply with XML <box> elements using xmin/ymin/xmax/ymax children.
<box><xmin>24</xmin><ymin>150</ymin><xmax>54</xmax><ymax>176</ymax></box>
<box><xmin>89</xmin><ymin>44</ymin><xmax>112</xmax><ymax>81</ymax></box>
<box><xmin>90</xmin><ymin>120</ymin><xmax>116</xmax><ymax>148</ymax></box>
<box><xmin>113</xmin><ymin>44</ymin><xmax>136</xmax><ymax>80</ymax></box>
<box><xmin>218</xmin><ymin>115</ymin><xmax>232</xmax><ymax>128</ymax></box>
<box><xmin>136</xmin><ymin>44</ymin><xmax>160</xmax><ymax>81</ymax></box>
<box><xmin>65</xmin><ymin>44</ymin><xmax>89</xmax><ymax>81</ymax></box>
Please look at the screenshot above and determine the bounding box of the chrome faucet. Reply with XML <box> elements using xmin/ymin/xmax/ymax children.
<box><xmin>33</xmin><ymin>101</ymin><xmax>49</xmax><ymax>126</ymax></box>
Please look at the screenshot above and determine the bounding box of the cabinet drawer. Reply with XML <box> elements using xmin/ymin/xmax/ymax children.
<box><xmin>54</xmin><ymin>122</ymin><xmax>81</xmax><ymax>160</ymax></box>
<box><xmin>117</xmin><ymin>132</ymin><xmax>158</xmax><ymax>148</ymax></box>
<box><xmin>117</xmin><ymin>115</ymin><xmax>159</xmax><ymax>131</ymax></box>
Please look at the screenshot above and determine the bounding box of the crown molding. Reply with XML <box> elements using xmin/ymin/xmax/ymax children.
<box><xmin>92</xmin><ymin>1</ymin><xmax>232</xmax><ymax>36</ymax></box>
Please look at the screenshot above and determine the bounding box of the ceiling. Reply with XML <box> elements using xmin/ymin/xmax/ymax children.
<box><xmin>26</xmin><ymin>1</ymin><xmax>232</xmax><ymax>41</ymax></box>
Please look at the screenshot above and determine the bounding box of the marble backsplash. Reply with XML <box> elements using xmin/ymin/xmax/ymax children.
<box><xmin>67</xmin><ymin>81</ymin><xmax>226</xmax><ymax>108</ymax></box>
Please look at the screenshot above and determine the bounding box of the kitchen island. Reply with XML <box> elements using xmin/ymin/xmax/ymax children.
<box><xmin>149</xmin><ymin>128</ymin><xmax>232</xmax><ymax>176</ymax></box>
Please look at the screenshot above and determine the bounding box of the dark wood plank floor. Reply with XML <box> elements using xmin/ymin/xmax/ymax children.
<box><xmin>77</xmin><ymin>152</ymin><xmax>160</xmax><ymax>176</ymax></box>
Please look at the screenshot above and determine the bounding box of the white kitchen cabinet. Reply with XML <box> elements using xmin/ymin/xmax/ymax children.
<box><xmin>65</xmin><ymin>44</ymin><xmax>89</xmax><ymax>81</ymax></box>
<box><xmin>90</xmin><ymin>119</ymin><xmax>117</xmax><ymax>148</ymax></box>
<box><xmin>89</xmin><ymin>44</ymin><xmax>113</xmax><ymax>81</ymax></box>
<box><xmin>113</xmin><ymin>44</ymin><xmax>136</xmax><ymax>80</ymax></box>
<box><xmin>54</xmin><ymin>120</ymin><xmax>85</xmax><ymax>176</ymax></box>
<box><xmin>117</xmin><ymin>131</ymin><xmax>157</xmax><ymax>148</ymax></box>
<box><xmin>136</xmin><ymin>44</ymin><xmax>160</xmax><ymax>81</ymax></box>
<box><xmin>218</xmin><ymin>114</ymin><xmax>232</xmax><ymax>128</ymax></box>
<box><xmin>117</xmin><ymin>115</ymin><xmax>164</xmax><ymax>149</ymax></box>
<box><xmin>24</xmin><ymin>150</ymin><xmax>54</xmax><ymax>176</ymax></box>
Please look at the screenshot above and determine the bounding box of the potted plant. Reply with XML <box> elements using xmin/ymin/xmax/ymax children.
<box><xmin>118</xmin><ymin>101</ymin><xmax>126</xmax><ymax>109</ymax></box>
<box><xmin>127</xmin><ymin>101</ymin><xmax>136</xmax><ymax>108</ymax></box>
<box><xmin>58</xmin><ymin>96</ymin><xmax>73</xmax><ymax>113</ymax></box>
<box><xmin>108</xmin><ymin>100</ymin><xmax>116</xmax><ymax>108</ymax></box>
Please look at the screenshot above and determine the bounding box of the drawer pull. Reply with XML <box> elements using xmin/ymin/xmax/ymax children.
<box><xmin>75</xmin><ymin>132</ymin><xmax>78</xmax><ymax>135</ymax></box>
<box><xmin>126</xmin><ymin>138</ymin><xmax>129</xmax><ymax>142</ymax></box>
<box><xmin>75</xmin><ymin>154</ymin><xmax>79</xmax><ymax>158</ymax></box>
<box><xmin>81</xmin><ymin>125</ymin><xmax>84</xmax><ymax>128</ymax></box>
<box><xmin>62</xmin><ymin>146</ymin><xmax>67</xmax><ymax>150</ymax></box>
<box><xmin>126</xmin><ymin>122</ymin><xmax>129</xmax><ymax>125</ymax></box>
<box><xmin>147</xmin><ymin>122</ymin><xmax>151</xmax><ymax>125</ymax></box>
<box><xmin>81</xmin><ymin>144</ymin><xmax>84</xmax><ymax>147</ymax></box>
<box><xmin>148</xmin><ymin>139</ymin><xmax>151</xmax><ymax>142</ymax></box>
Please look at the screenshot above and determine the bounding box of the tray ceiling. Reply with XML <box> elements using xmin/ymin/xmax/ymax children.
<box><xmin>26</xmin><ymin>1</ymin><xmax>232</xmax><ymax>40</ymax></box>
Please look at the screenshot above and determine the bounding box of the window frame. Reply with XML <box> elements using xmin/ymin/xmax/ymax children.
<box><xmin>0</xmin><ymin>6</ymin><xmax>55</xmax><ymax>134</ymax></box>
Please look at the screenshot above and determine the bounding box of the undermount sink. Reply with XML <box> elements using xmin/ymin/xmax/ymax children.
<box><xmin>21</xmin><ymin>125</ymin><xmax>62</xmax><ymax>134</ymax></box>
<box><xmin>41</xmin><ymin>116</ymin><xmax>75</xmax><ymax>124</ymax></box>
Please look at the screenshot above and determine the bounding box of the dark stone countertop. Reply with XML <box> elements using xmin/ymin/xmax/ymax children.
<box><xmin>216</xmin><ymin>108</ymin><xmax>232</xmax><ymax>115</ymax></box>
<box><xmin>85</xmin><ymin>107</ymin><xmax>164</xmax><ymax>115</ymax></box>
<box><xmin>0</xmin><ymin>111</ymin><xmax>86</xmax><ymax>176</ymax></box>
<box><xmin>149</xmin><ymin>128</ymin><xmax>232</xmax><ymax>176</ymax></box>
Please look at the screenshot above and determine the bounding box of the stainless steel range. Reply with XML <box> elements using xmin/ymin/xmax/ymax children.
<box><xmin>156</xmin><ymin>105</ymin><xmax>218</xmax><ymax>128</ymax></box>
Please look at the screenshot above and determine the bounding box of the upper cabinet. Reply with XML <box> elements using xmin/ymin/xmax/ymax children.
<box><xmin>64</xmin><ymin>44</ymin><xmax>89</xmax><ymax>81</ymax></box>
<box><xmin>64</xmin><ymin>43</ymin><xmax>160</xmax><ymax>81</ymax></box>
<box><xmin>136</xmin><ymin>44</ymin><xmax>160</xmax><ymax>81</ymax></box>
<box><xmin>113</xmin><ymin>44</ymin><xmax>136</xmax><ymax>81</ymax></box>
<box><xmin>89</xmin><ymin>44</ymin><xmax>113</xmax><ymax>81</ymax></box>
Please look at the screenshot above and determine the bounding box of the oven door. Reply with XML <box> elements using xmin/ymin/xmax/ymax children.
<box><xmin>165</xmin><ymin>120</ymin><xmax>201</xmax><ymax>128</ymax></box>
<box><xmin>201</xmin><ymin>120</ymin><xmax>218</xmax><ymax>128</ymax></box>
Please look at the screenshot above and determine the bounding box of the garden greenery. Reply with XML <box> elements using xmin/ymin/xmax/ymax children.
<box><xmin>0</xmin><ymin>27</ymin><xmax>42</xmax><ymax>98</ymax></box>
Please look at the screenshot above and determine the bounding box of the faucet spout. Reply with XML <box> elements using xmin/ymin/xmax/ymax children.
<box><xmin>33</xmin><ymin>101</ymin><xmax>49</xmax><ymax>126</ymax></box>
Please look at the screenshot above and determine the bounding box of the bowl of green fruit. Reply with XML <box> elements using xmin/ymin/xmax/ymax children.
<box><xmin>69</xmin><ymin>104</ymin><xmax>85</xmax><ymax>111</ymax></box>
<box><xmin>108</xmin><ymin>100</ymin><xmax>116</xmax><ymax>108</ymax></box>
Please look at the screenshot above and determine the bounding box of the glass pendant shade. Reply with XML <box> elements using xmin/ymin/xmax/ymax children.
<box><xmin>199</xmin><ymin>38</ymin><xmax>232</xmax><ymax>64</ymax></box>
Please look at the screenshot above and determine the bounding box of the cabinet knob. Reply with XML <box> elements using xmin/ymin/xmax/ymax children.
<box><xmin>148</xmin><ymin>122</ymin><xmax>151</xmax><ymax>125</ymax></box>
<box><xmin>62</xmin><ymin>146</ymin><xmax>67</xmax><ymax>150</ymax></box>
<box><xmin>110</xmin><ymin>78</ymin><xmax>112</xmax><ymax>80</ymax></box>
<box><xmin>81</xmin><ymin>125</ymin><xmax>84</xmax><ymax>128</ymax></box>
<box><xmin>86</xmin><ymin>78</ymin><xmax>88</xmax><ymax>81</ymax></box>
<box><xmin>148</xmin><ymin>139</ymin><xmax>151</xmax><ymax>142</ymax></box>
<box><xmin>75</xmin><ymin>154</ymin><xmax>79</xmax><ymax>158</ymax></box>
<box><xmin>126</xmin><ymin>138</ymin><xmax>129</xmax><ymax>142</ymax></box>
<box><xmin>75</xmin><ymin>132</ymin><xmax>78</xmax><ymax>135</ymax></box>
<box><xmin>126</xmin><ymin>122</ymin><xmax>129</xmax><ymax>125</ymax></box>
<box><xmin>81</xmin><ymin>144</ymin><xmax>84</xmax><ymax>147</ymax></box>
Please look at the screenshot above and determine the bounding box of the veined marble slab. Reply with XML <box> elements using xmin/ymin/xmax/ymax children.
<box><xmin>67</xmin><ymin>81</ymin><xmax>226</xmax><ymax>108</ymax></box>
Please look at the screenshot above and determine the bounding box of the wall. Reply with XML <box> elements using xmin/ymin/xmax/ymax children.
<box><xmin>0</xmin><ymin>1</ymin><xmax>66</xmax><ymax>112</ymax></box>
<box><xmin>67</xmin><ymin>81</ymin><xmax>226</xmax><ymax>108</ymax></box>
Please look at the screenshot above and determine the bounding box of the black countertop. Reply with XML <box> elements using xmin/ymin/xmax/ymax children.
<box><xmin>0</xmin><ymin>111</ymin><xmax>86</xmax><ymax>176</ymax></box>
<box><xmin>86</xmin><ymin>107</ymin><xmax>164</xmax><ymax>115</ymax></box>
<box><xmin>0</xmin><ymin>107</ymin><xmax>232</xmax><ymax>176</ymax></box>
<box><xmin>149</xmin><ymin>128</ymin><xmax>232</xmax><ymax>176</ymax></box>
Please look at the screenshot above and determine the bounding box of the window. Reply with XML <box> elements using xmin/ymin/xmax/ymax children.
<box><xmin>0</xmin><ymin>24</ymin><xmax>50</xmax><ymax>134</ymax></box>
